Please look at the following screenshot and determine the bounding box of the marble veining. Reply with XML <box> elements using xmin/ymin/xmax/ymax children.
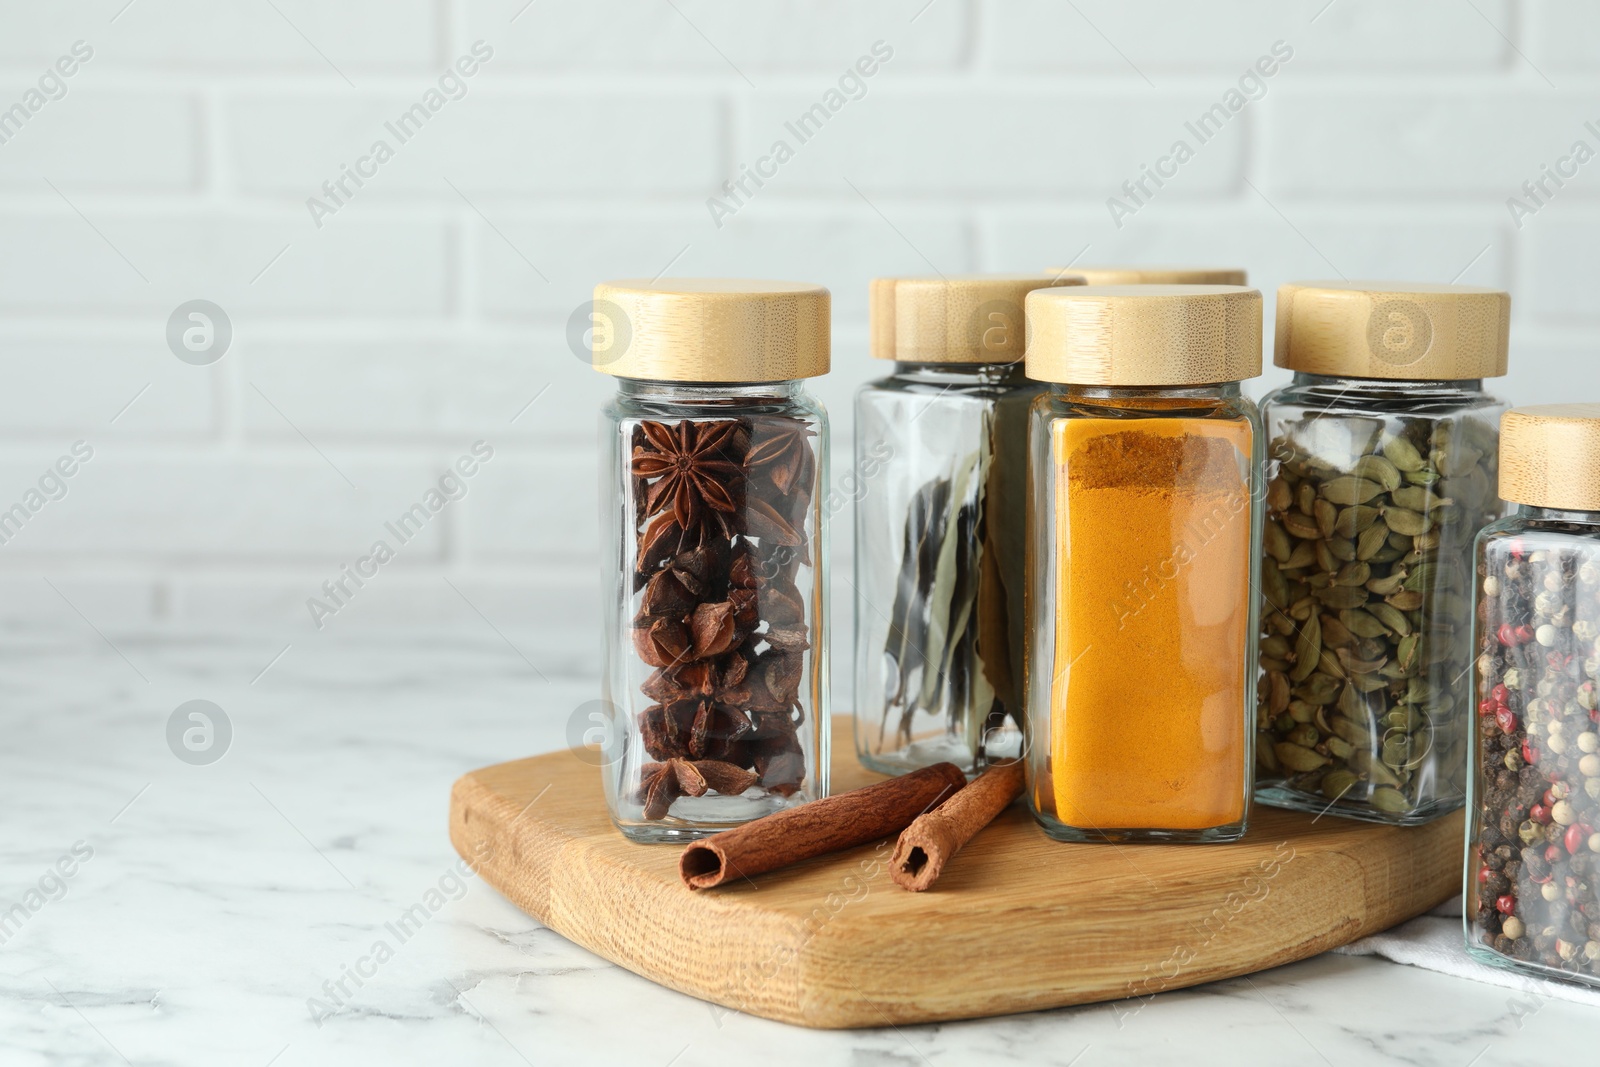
<box><xmin>1</xmin><ymin>628</ymin><xmax>1592</xmax><ymax>1066</ymax></box>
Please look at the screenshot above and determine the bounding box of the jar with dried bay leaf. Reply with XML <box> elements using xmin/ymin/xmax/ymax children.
<box><xmin>853</xmin><ymin>274</ymin><xmax>1082</xmax><ymax>776</ymax></box>
<box><xmin>595</xmin><ymin>279</ymin><xmax>831</xmax><ymax>842</ymax></box>
<box><xmin>1257</xmin><ymin>282</ymin><xmax>1511</xmax><ymax>824</ymax></box>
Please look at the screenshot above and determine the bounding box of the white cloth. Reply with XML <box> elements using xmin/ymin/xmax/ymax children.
<box><xmin>1334</xmin><ymin>895</ymin><xmax>1600</xmax><ymax>1007</ymax></box>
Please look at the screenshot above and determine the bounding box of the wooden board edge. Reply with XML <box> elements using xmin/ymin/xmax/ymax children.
<box><xmin>779</xmin><ymin>814</ymin><xmax>1465</xmax><ymax>1028</ymax></box>
<box><xmin>449</xmin><ymin>756</ymin><xmax>1469</xmax><ymax>1031</ymax></box>
<box><xmin>450</xmin><ymin>767</ymin><xmax>822</xmax><ymax>1024</ymax></box>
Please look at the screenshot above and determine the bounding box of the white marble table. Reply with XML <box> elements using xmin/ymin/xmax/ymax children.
<box><xmin>2</xmin><ymin>629</ymin><xmax>1592</xmax><ymax>1066</ymax></box>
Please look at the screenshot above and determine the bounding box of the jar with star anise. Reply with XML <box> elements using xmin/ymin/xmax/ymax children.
<box><xmin>853</xmin><ymin>274</ymin><xmax>1082</xmax><ymax>776</ymax></box>
<box><xmin>594</xmin><ymin>279</ymin><xmax>831</xmax><ymax>842</ymax></box>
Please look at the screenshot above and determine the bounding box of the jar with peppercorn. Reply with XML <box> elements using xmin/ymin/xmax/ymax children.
<box><xmin>1468</xmin><ymin>404</ymin><xmax>1600</xmax><ymax>989</ymax></box>
<box><xmin>1255</xmin><ymin>282</ymin><xmax>1511</xmax><ymax>825</ymax></box>
<box><xmin>594</xmin><ymin>279</ymin><xmax>831</xmax><ymax>842</ymax></box>
<box><xmin>853</xmin><ymin>274</ymin><xmax>1082</xmax><ymax>777</ymax></box>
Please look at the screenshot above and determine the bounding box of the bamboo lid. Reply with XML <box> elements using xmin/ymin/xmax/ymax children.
<box><xmin>1275</xmin><ymin>281</ymin><xmax>1510</xmax><ymax>381</ymax></box>
<box><xmin>1042</xmin><ymin>266</ymin><xmax>1247</xmax><ymax>286</ymax></box>
<box><xmin>871</xmin><ymin>274</ymin><xmax>1086</xmax><ymax>363</ymax></box>
<box><xmin>1024</xmin><ymin>285</ymin><xmax>1262</xmax><ymax>385</ymax></box>
<box><xmin>1499</xmin><ymin>405</ymin><xmax>1600</xmax><ymax>512</ymax></box>
<box><xmin>591</xmin><ymin>279</ymin><xmax>830</xmax><ymax>382</ymax></box>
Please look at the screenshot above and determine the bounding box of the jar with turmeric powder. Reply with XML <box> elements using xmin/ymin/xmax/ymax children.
<box><xmin>1257</xmin><ymin>282</ymin><xmax>1510</xmax><ymax>825</ymax></box>
<box><xmin>853</xmin><ymin>274</ymin><xmax>1082</xmax><ymax>776</ymax></box>
<box><xmin>1022</xmin><ymin>285</ymin><xmax>1264</xmax><ymax>843</ymax></box>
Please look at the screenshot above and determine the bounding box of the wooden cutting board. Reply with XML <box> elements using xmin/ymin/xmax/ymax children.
<box><xmin>449</xmin><ymin>716</ymin><xmax>1462</xmax><ymax>1029</ymax></box>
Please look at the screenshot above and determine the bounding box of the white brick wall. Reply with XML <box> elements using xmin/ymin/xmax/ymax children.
<box><xmin>0</xmin><ymin>0</ymin><xmax>1594</xmax><ymax>653</ymax></box>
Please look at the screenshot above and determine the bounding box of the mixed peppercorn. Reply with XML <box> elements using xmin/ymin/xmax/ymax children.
<box><xmin>1471</xmin><ymin>531</ymin><xmax>1600</xmax><ymax>981</ymax></box>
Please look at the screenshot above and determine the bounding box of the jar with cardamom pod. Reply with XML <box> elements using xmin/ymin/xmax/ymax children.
<box><xmin>1257</xmin><ymin>281</ymin><xmax>1510</xmax><ymax>824</ymax></box>
<box><xmin>595</xmin><ymin>279</ymin><xmax>831</xmax><ymax>842</ymax></box>
<box><xmin>853</xmin><ymin>274</ymin><xmax>1082</xmax><ymax>777</ymax></box>
<box><xmin>1467</xmin><ymin>404</ymin><xmax>1600</xmax><ymax>990</ymax></box>
<box><xmin>1023</xmin><ymin>285</ymin><xmax>1263</xmax><ymax>843</ymax></box>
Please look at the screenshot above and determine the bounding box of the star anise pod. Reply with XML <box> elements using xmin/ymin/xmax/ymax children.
<box><xmin>639</xmin><ymin>702</ymin><xmax>691</xmax><ymax>760</ymax></box>
<box><xmin>761</xmin><ymin>624</ymin><xmax>811</xmax><ymax>655</ymax></box>
<box><xmin>692</xmin><ymin>759</ymin><xmax>760</xmax><ymax>796</ymax></box>
<box><xmin>756</xmin><ymin>581</ymin><xmax>804</xmax><ymax>626</ymax></box>
<box><xmin>640</xmin><ymin>699</ymin><xmax>754</xmax><ymax>762</ymax></box>
<box><xmin>744</xmin><ymin>648</ymin><xmax>805</xmax><ymax>709</ymax></box>
<box><xmin>639</xmin><ymin>567</ymin><xmax>697</xmax><ymax>619</ymax></box>
<box><xmin>750</xmin><ymin>733</ymin><xmax>806</xmax><ymax>797</ymax></box>
<box><xmin>637</xmin><ymin>760</ymin><xmax>682</xmax><ymax>819</ymax></box>
<box><xmin>745</xmin><ymin>417</ymin><xmax>816</xmax><ymax>497</ymax></box>
<box><xmin>641</xmin><ymin>656</ymin><xmax>750</xmax><ymax>705</ymax></box>
<box><xmin>633</xmin><ymin>616</ymin><xmax>691</xmax><ymax>669</ymax></box>
<box><xmin>636</xmin><ymin>758</ymin><xmax>761</xmax><ymax>819</ymax></box>
<box><xmin>686</xmin><ymin>699</ymin><xmax>752</xmax><ymax>760</ymax></box>
<box><xmin>688</xmin><ymin>600</ymin><xmax>753</xmax><ymax>660</ymax></box>
<box><xmin>745</xmin><ymin>497</ymin><xmax>803</xmax><ymax>548</ymax></box>
<box><xmin>636</xmin><ymin>513</ymin><xmax>705</xmax><ymax>584</ymax></box>
<box><xmin>631</xmin><ymin>420</ymin><xmax>743</xmax><ymax>530</ymax></box>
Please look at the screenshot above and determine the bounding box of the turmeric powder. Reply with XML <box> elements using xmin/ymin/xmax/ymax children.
<box><xmin>1045</xmin><ymin>419</ymin><xmax>1253</xmax><ymax>835</ymax></box>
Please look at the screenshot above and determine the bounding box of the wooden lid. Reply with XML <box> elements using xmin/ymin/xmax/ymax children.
<box><xmin>1043</xmin><ymin>266</ymin><xmax>1247</xmax><ymax>286</ymax></box>
<box><xmin>871</xmin><ymin>274</ymin><xmax>1085</xmax><ymax>363</ymax></box>
<box><xmin>868</xmin><ymin>277</ymin><xmax>898</xmax><ymax>360</ymax></box>
<box><xmin>591</xmin><ymin>279</ymin><xmax>830</xmax><ymax>382</ymax></box>
<box><xmin>1275</xmin><ymin>281</ymin><xmax>1510</xmax><ymax>381</ymax></box>
<box><xmin>1499</xmin><ymin>404</ymin><xmax>1600</xmax><ymax>511</ymax></box>
<box><xmin>1024</xmin><ymin>285</ymin><xmax>1263</xmax><ymax>385</ymax></box>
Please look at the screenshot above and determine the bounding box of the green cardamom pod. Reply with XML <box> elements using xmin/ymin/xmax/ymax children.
<box><xmin>1274</xmin><ymin>742</ymin><xmax>1330</xmax><ymax>772</ymax></box>
<box><xmin>1356</xmin><ymin>521</ymin><xmax>1391</xmax><ymax>560</ymax></box>
<box><xmin>1352</xmin><ymin>454</ymin><xmax>1402</xmax><ymax>490</ymax></box>
<box><xmin>1369</xmin><ymin>786</ymin><xmax>1410</xmax><ymax>813</ymax></box>
<box><xmin>1368</xmin><ymin>602</ymin><xmax>1413</xmax><ymax>636</ymax></box>
<box><xmin>1384</xmin><ymin>507</ymin><xmax>1431</xmax><ymax>536</ymax></box>
<box><xmin>1321</xmin><ymin>769</ymin><xmax>1360</xmax><ymax>799</ymax></box>
<box><xmin>1322</xmin><ymin>476</ymin><xmax>1387</xmax><ymax>506</ymax></box>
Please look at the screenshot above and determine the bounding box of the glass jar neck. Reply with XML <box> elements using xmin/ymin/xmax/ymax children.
<box><xmin>1053</xmin><ymin>382</ymin><xmax>1242</xmax><ymax>402</ymax></box>
<box><xmin>616</xmin><ymin>378</ymin><xmax>804</xmax><ymax>404</ymax></box>
<box><xmin>1290</xmin><ymin>371</ymin><xmax>1484</xmax><ymax>400</ymax></box>
<box><xmin>1516</xmin><ymin>504</ymin><xmax>1600</xmax><ymax>526</ymax></box>
<box><xmin>889</xmin><ymin>361</ymin><xmax>1028</xmax><ymax>386</ymax></box>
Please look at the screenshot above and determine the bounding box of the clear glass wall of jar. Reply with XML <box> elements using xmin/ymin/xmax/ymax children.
<box><xmin>853</xmin><ymin>274</ymin><xmax>1081</xmax><ymax>777</ymax></box>
<box><xmin>1256</xmin><ymin>282</ymin><xmax>1511</xmax><ymax>825</ymax></box>
<box><xmin>1467</xmin><ymin>405</ymin><xmax>1600</xmax><ymax>990</ymax></box>
<box><xmin>1023</xmin><ymin>284</ymin><xmax>1264</xmax><ymax>843</ymax></box>
<box><xmin>594</xmin><ymin>279</ymin><xmax>831</xmax><ymax>843</ymax></box>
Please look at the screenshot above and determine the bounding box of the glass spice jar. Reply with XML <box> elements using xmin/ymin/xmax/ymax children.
<box><xmin>1255</xmin><ymin>282</ymin><xmax>1510</xmax><ymax>825</ymax></box>
<box><xmin>853</xmin><ymin>274</ymin><xmax>1083</xmax><ymax>776</ymax></box>
<box><xmin>1041</xmin><ymin>266</ymin><xmax>1247</xmax><ymax>286</ymax></box>
<box><xmin>595</xmin><ymin>279</ymin><xmax>831</xmax><ymax>843</ymax></box>
<box><xmin>1023</xmin><ymin>285</ymin><xmax>1264</xmax><ymax>843</ymax></box>
<box><xmin>1467</xmin><ymin>405</ymin><xmax>1600</xmax><ymax>989</ymax></box>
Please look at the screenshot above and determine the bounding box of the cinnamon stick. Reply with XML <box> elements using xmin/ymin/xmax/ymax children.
<box><xmin>679</xmin><ymin>762</ymin><xmax>966</xmax><ymax>890</ymax></box>
<box><xmin>890</xmin><ymin>759</ymin><xmax>1024</xmax><ymax>892</ymax></box>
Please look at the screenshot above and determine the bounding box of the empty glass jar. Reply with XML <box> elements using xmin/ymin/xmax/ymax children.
<box><xmin>852</xmin><ymin>274</ymin><xmax>1081</xmax><ymax>776</ymax></box>
<box><xmin>595</xmin><ymin>279</ymin><xmax>831</xmax><ymax>842</ymax></box>
<box><xmin>1256</xmin><ymin>282</ymin><xmax>1510</xmax><ymax>825</ymax></box>
<box><xmin>1023</xmin><ymin>284</ymin><xmax>1264</xmax><ymax>843</ymax></box>
<box><xmin>1467</xmin><ymin>404</ymin><xmax>1600</xmax><ymax>989</ymax></box>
